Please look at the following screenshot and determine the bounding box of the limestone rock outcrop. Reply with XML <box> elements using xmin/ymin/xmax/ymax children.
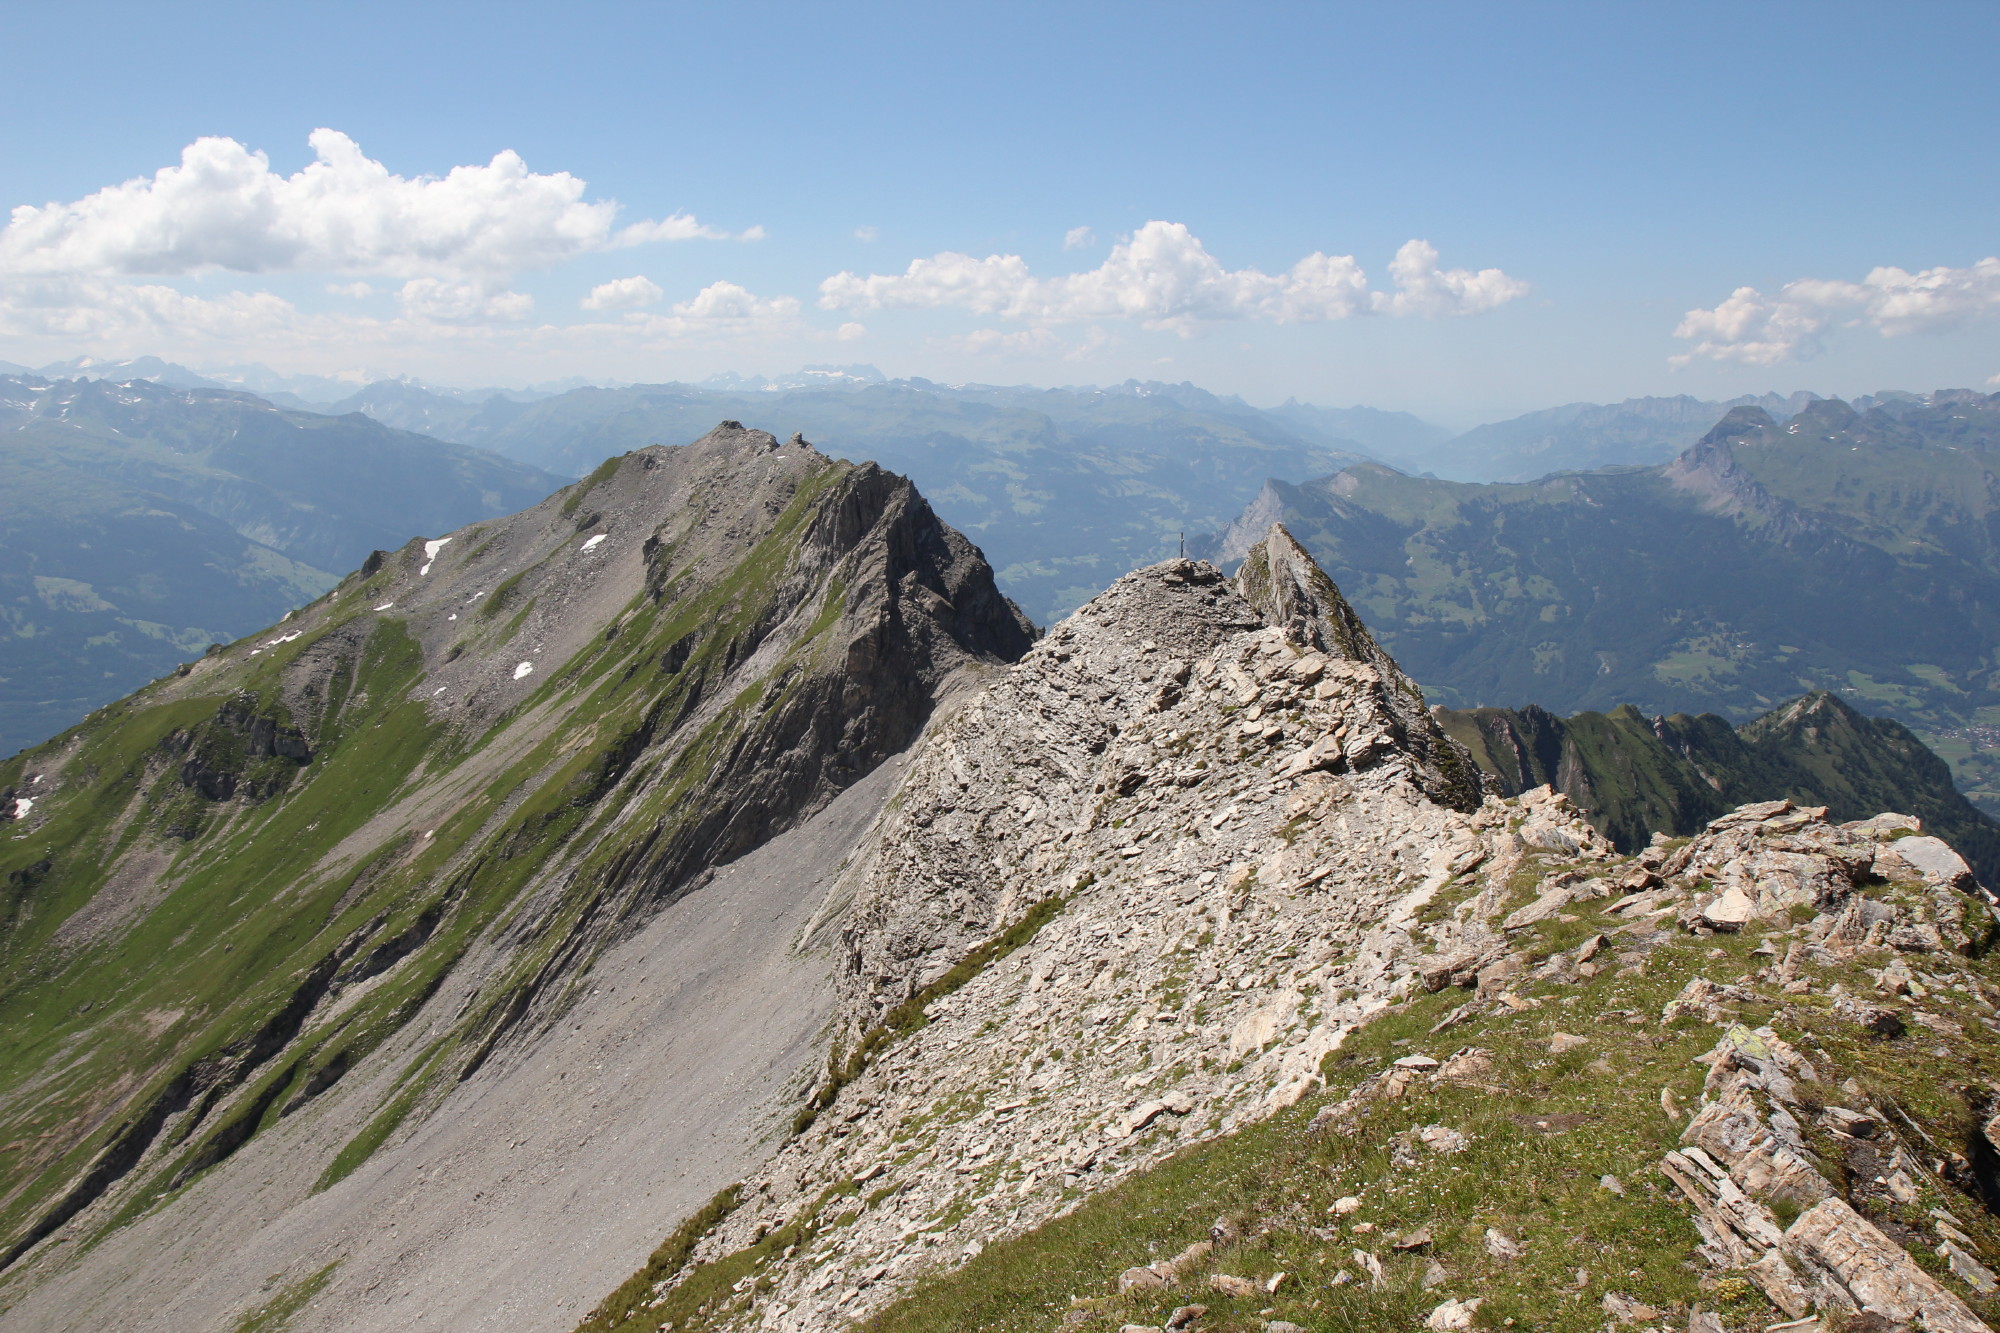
<box><xmin>658</xmin><ymin>553</ymin><xmax>1512</xmax><ymax>1329</ymax></box>
<box><xmin>1234</xmin><ymin>523</ymin><xmax>1481</xmax><ymax>812</ymax></box>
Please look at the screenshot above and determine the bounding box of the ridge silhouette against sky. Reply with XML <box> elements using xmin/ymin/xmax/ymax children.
<box><xmin>1</xmin><ymin>0</ymin><xmax>1996</xmax><ymax>422</ymax></box>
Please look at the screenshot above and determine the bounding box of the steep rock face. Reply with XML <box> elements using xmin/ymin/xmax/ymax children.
<box><xmin>0</xmin><ymin>423</ymin><xmax>1030</xmax><ymax>1329</ymax></box>
<box><xmin>586</xmin><ymin>551</ymin><xmax>1513</xmax><ymax>1331</ymax></box>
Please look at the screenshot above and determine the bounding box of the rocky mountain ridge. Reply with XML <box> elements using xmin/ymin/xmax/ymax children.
<box><xmin>584</xmin><ymin>529</ymin><xmax>1499</xmax><ymax>1332</ymax></box>
<box><xmin>577</xmin><ymin>531</ymin><xmax>2000</xmax><ymax>1333</ymax></box>
<box><xmin>0</xmin><ymin>424</ymin><xmax>1030</xmax><ymax>1331</ymax></box>
<box><xmin>1</xmin><ymin>455</ymin><xmax>1996</xmax><ymax>1333</ymax></box>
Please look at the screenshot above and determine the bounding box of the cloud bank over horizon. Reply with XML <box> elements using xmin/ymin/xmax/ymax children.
<box><xmin>0</xmin><ymin>132</ymin><xmax>1546</xmax><ymax>384</ymax></box>
<box><xmin>0</xmin><ymin>129</ymin><xmax>758</xmax><ymax>279</ymax></box>
<box><xmin>0</xmin><ymin>131</ymin><xmax>807</xmax><ymax>366</ymax></box>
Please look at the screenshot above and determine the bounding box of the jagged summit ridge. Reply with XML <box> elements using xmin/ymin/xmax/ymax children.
<box><xmin>1236</xmin><ymin>522</ymin><xmax>1481</xmax><ymax>811</ymax></box>
<box><xmin>583</xmin><ymin>528</ymin><xmax>2000</xmax><ymax>1333</ymax></box>
<box><xmin>830</xmin><ymin>545</ymin><xmax>1478</xmax><ymax>1039</ymax></box>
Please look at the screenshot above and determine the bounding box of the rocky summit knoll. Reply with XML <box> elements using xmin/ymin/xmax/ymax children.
<box><xmin>0</xmin><ymin>423</ymin><xmax>1030</xmax><ymax>1332</ymax></box>
<box><xmin>577</xmin><ymin>528</ymin><xmax>2000</xmax><ymax>1333</ymax></box>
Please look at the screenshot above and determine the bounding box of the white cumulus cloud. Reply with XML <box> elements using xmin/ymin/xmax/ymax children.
<box><xmin>581</xmin><ymin>275</ymin><xmax>664</xmax><ymax>311</ymax></box>
<box><xmin>0</xmin><ymin>128</ymin><xmax>756</xmax><ymax>280</ymax></box>
<box><xmin>664</xmin><ymin>280</ymin><xmax>798</xmax><ymax>323</ymax></box>
<box><xmin>1063</xmin><ymin>226</ymin><xmax>1095</xmax><ymax>251</ymax></box>
<box><xmin>819</xmin><ymin>222</ymin><xmax>1523</xmax><ymax>332</ymax></box>
<box><xmin>1369</xmin><ymin>240</ymin><xmax>1529</xmax><ymax>316</ymax></box>
<box><xmin>1673</xmin><ymin>256</ymin><xmax>2000</xmax><ymax>365</ymax></box>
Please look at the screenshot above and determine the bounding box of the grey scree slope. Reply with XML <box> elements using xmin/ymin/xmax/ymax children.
<box><xmin>0</xmin><ymin>755</ymin><xmax>907</xmax><ymax>1333</ymax></box>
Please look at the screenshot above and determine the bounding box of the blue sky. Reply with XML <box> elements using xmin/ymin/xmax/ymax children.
<box><xmin>2</xmin><ymin>0</ymin><xmax>1996</xmax><ymax>422</ymax></box>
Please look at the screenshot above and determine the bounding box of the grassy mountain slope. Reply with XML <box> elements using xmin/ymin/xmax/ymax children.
<box><xmin>1206</xmin><ymin>392</ymin><xmax>2000</xmax><ymax>813</ymax></box>
<box><xmin>0</xmin><ymin>424</ymin><xmax>1030</xmax><ymax>1323</ymax></box>
<box><xmin>1438</xmin><ymin>690</ymin><xmax>2000</xmax><ymax>887</ymax></box>
<box><xmin>0</xmin><ymin>377</ymin><xmax>565</xmax><ymax>755</ymax></box>
<box><xmin>844</xmin><ymin>844</ymin><xmax>2000</xmax><ymax>1333</ymax></box>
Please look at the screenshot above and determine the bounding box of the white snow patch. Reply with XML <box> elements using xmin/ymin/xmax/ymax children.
<box><xmin>513</xmin><ymin>661</ymin><xmax>534</xmax><ymax>680</ymax></box>
<box><xmin>264</xmin><ymin>631</ymin><xmax>302</xmax><ymax>647</ymax></box>
<box><xmin>580</xmin><ymin>534</ymin><xmax>608</xmax><ymax>552</ymax></box>
<box><xmin>420</xmin><ymin>537</ymin><xmax>452</xmax><ymax>575</ymax></box>
<box><xmin>433</xmin><ymin>686</ymin><xmax>447</xmax><ymax>695</ymax></box>
<box><xmin>448</xmin><ymin>613</ymin><xmax>458</xmax><ymax>621</ymax></box>
<box><xmin>12</xmin><ymin>798</ymin><xmax>31</xmax><ymax>818</ymax></box>
<box><xmin>374</xmin><ymin>602</ymin><xmax>394</xmax><ymax>611</ymax></box>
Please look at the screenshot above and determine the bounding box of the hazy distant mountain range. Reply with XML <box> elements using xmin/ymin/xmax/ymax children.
<box><xmin>13</xmin><ymin>354</ymin><xmax>1873</xmax><ymax>482</ymax></box>
<box><xmin>1389</xmin><ymin>390</ymin><xmax>1825</xmax><ymax>480</ymax></box>
<box><xmin>302</xmin><ymin>375</ymin><xmax>1376</xmax><ymax>624</ymax></box>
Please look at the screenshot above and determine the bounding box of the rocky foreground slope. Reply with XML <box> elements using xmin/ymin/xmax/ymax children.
<box><xmin>0</xmin><ymin>424</ymin><xmax>1030</xmax><ymax>1331</ymax></box>
<box><xmin>580</xmin><ymin>530</ymin><xmax>2000</xmax><ymax>1333</ymax></box>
